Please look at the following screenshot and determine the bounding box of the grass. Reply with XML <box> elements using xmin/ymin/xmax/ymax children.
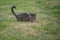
<box><xmin>0</xmin><ymin>0</ymin><xmax>60</xmax><ymax>40</ymax></box>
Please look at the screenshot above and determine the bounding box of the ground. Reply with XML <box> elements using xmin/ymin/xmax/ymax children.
<box><xmin>0</xmin><ymin>0</ymin><xmax>60</xmax><ymax>40</ymax></box>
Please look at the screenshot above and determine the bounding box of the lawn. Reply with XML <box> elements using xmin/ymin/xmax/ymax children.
<box><xmin>0</xmin><ymin>0</ymin><xmax>60</xmax><ymax>40</ymax></box>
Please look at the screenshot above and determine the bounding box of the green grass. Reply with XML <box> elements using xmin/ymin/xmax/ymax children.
<box><xmin>0</xmin><ymin>0</ymin><xmax>60</xmax><ymax>40</ymax></box>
